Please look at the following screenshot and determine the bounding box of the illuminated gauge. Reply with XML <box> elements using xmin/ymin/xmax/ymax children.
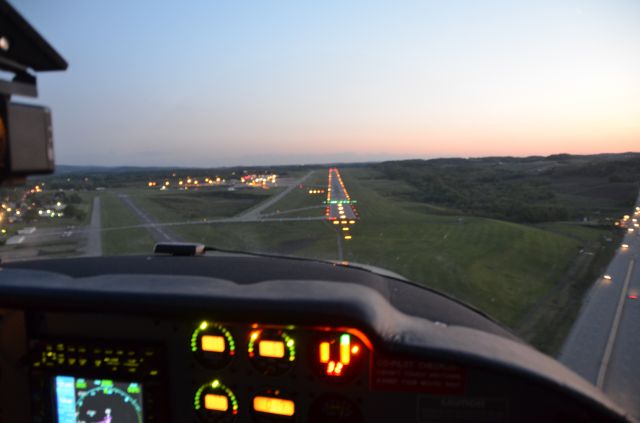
<box><xmin>194</xmin><ymin>379</ymin><xmax>239</xmax><ymax>423</ymax></box>
<box><xmin>309</xmin><ymin>394</ymin><xmax>363</xmax><ymax>423</ymax></box>
<box><xmin>314</xmin><ymin>332</ymin><xmax>365</xmax><ymax>381</ymax></box>
<box><xmin>247</xmin><ymin>329</ymin><xmax>296</xmax><ymax>376</ymax></box>
<box><xmin>191</xmin><ymin>321</ymin><xmax>236</xmax><ymax>369</ymax></box>
<box><xmin>251</xmin><ymin>389</ymin><xmax>296</xmax><ymax>421</ymax></box>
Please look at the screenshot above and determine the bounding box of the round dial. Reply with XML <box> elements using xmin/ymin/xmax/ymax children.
<box><xmin>247</xmin><ymin>329</ymin><xmax>296</xmax><ymax>376</ymax></box>
<box><xmin>191</xmin><ymin>321</ymin><xmax>236</xmax><ymax>369</ymax></box>
<box><xmin>194</xmin><ymin>380</ymin><xmax>239</xmax><ymax>423</ymax></box>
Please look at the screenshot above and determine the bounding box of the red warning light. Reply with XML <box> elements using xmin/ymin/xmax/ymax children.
<box><xmin>317</xmin><ymin>333</ymin><xmax>362</xmax><ymax>377</ymax></box>
<box><xmin>334</xmin><ymin>362</ymin><xmax>344</xmax><ymax>375</ymax></box>
<box><xmin>327</xmin><ymin>360</ymin><xmax>335</xmax><ymax>375</ymax></box>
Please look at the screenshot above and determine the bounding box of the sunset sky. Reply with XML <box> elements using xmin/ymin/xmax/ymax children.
<box><xmin>14</xmin><ymin>0</ymin><xmax>640</xmax><ymax>166</ymax></box>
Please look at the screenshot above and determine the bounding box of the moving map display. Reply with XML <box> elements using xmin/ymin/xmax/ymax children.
<box><xmin>54</xmin><ymin>376</ymin><xmax>143</xmax><ymax>423</ymax></box>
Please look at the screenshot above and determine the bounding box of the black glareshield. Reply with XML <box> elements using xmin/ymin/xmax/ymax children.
<box><xmin>0</xmin><ymin>99</ymin><xmax>54</xmax><ymax>179</ymax></box>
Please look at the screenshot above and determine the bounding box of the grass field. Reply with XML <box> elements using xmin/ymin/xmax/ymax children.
<box><xmin>261</xmin><ymin>170</ymin><xmax>328</xmax><ymax>218</ymax></box>
<box><xmin>517</xmin><ymin>224</ymin><xmax>622</xmax><ymax>354</ymax></box>
<box><xmin>534</xmin><ymin>222</ymin><xmax>612</xmax><ymax>242</ymax></box>
<box><xmin>120</xmin><ymin>187</ymin><xmax>281</xmax><ymax>223</ymax></box>
<box><xmin>337</xmin><ymin>168</ymin><xmax>624</xmax><ymax>354</ymax></box>
<box><xmin>162</xmin><ymin>220</ymin><xmax>338</xmax><ymax>259</ymax></box>
<box><xmin>123</xmin><ymin>165</ymin><xmax>623</xmax><ymax>352</ymax></box>
<box><xmin>101</xmin><ymin>192</ymin><xmax>156</xmax><ymax>255</ymax></box>
<box><xmin>105</xmin><ymin>183</ymin><xmax>336</xmax><ymax>258</ymax></box>
<box><xmin>338</xmin><ymin>168</ymin><xmax>585</xmax><ymax>326</ymax></box>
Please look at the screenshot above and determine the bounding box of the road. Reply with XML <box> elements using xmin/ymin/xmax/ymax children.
<box><xmin>560</xmin><ymin>198</ymin><xmax>640</xmax><ymax>419</ymax></box>
<box><xmin>234</xmin><ymin>171</ymin><xmax>314</xmax><ymax>221</ymax></box>
<box><xmin>83</xmin><ymin>196</ymin><xmax>102</xmax><ymax>256</ymax></box>
<box><xmin>118</xmin><ymin>193</ymin><xmax>179</xmax><ymax>242</ymax></box>
<box><xmin>326</xmin><ymin>168</ymin><xmax>358</xmax><ymax>221</ymax></box>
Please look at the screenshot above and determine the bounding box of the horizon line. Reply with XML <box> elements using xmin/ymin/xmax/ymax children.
<box><xmin>54</xmin><ymin>151</ymin><xmax>640</xmax><ymax>170</ymax></box>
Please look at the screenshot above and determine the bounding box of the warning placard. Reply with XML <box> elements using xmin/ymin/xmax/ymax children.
<box><xmin>371</xmin><ymin>355</ymin><xmax>465</xmax><ymax>395</ymax></box>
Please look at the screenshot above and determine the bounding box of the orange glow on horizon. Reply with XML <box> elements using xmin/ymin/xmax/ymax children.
<box><xmin>290</xmin><ymin>128</ymin><xmax>640</xmax><ymax>159</ymax></box>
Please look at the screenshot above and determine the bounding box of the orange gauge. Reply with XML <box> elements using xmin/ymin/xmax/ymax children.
<box><xmin>248</xmin><ymin>329</ymin><xmax>296</xmax><ymax>376</ymax></box>
<box><xmin>194</xmin><ymin>379</ymin><xmax>239</xmax><ymax>422</ymax></box>
<box><xmin>191</xmin><ymin>321</ymin><xmax>236</xmax><ymax>369</ymax></box>
<box><xmin>252</xmin><ymin>388</ymin><xmax>296</xmax><ymax>421</ymax></box>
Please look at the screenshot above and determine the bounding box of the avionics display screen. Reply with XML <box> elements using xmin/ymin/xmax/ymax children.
<box><xmin>54</xmin><ymin>376</ymin><xmax>143</xmax><ymax>423</ymax></box>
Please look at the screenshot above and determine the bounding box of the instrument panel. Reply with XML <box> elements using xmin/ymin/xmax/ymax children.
<box><xmin>188</xmin><ymin>321</ymin><xmax>370</xmax><ymax>422</ymax></box>
<box><xmin>25</xmin><ymin>313</ymin><xmax>373</xmax><ymax>423</ymax></box>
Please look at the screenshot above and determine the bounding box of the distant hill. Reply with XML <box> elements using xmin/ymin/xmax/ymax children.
<box><xmin>372</xmin><ymin>152</ymin><xmax>640</xmax><ymax>223</ymax></box>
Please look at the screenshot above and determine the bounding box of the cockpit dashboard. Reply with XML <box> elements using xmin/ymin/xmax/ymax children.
<box><xmin>0</xmin><ymin>254</ymin><xmax>635</xmax><ymax>422</ymax></box>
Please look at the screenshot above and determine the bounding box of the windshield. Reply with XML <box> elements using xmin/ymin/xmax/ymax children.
<box><xmin>1</xmin><ymin>1</ymin><xmax>639</xmax><ymax>359</ymax></box>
